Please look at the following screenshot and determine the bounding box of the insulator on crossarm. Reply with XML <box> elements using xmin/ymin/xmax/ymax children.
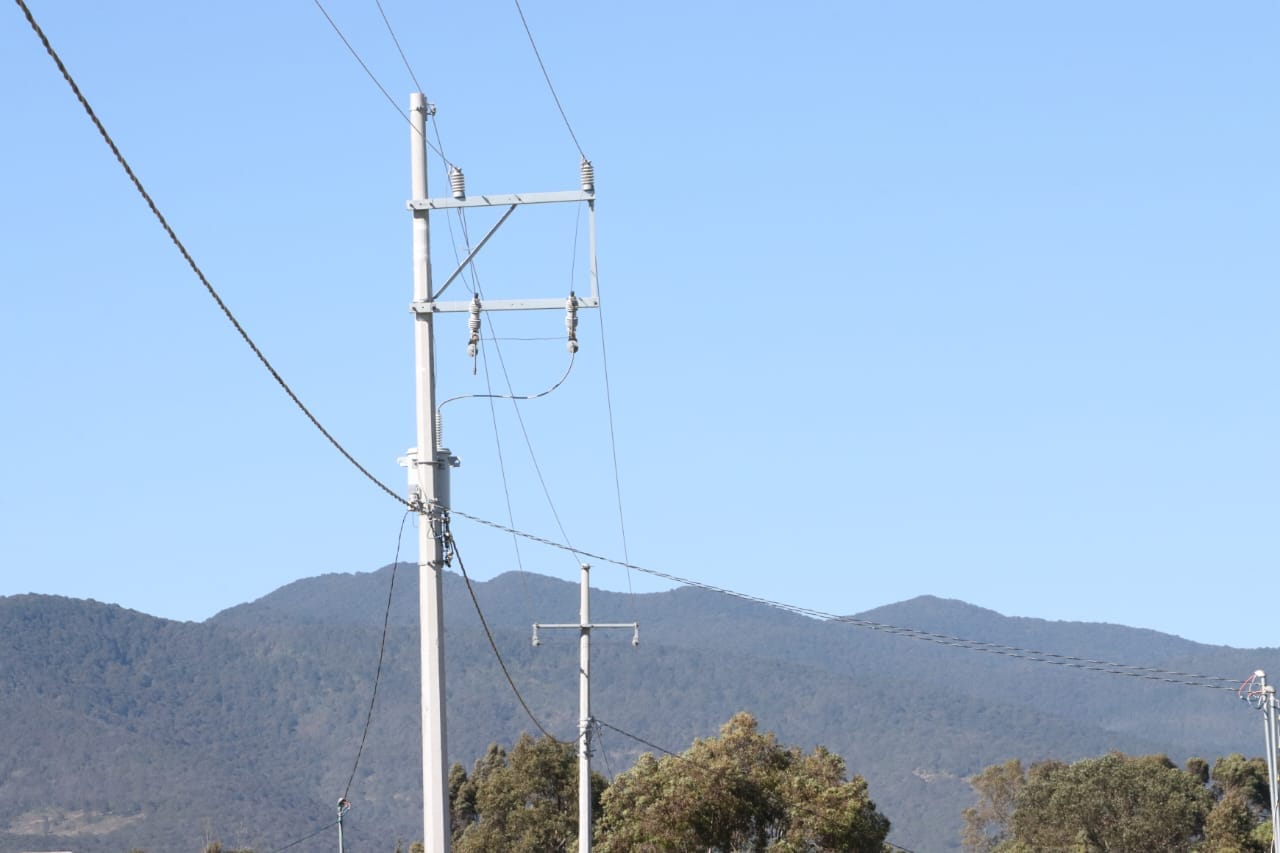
<box><xmin>580</xmin><ymin>159</ymin><xmax>594</xmax><ymax>193</ymax></box>
<box><xmin>467</xmin><ymin>294</ymin><xmax>481</xmax><ymax>363</ymax></box>
<box><xmin>565</xmin><ymin>292</ymin><xmax>579</xmax><ymax>353</ymax></box>
<box><xmin>449</xmin><ymin>165</ymin><xmax>466</xmax><ymax>200</ymax></box>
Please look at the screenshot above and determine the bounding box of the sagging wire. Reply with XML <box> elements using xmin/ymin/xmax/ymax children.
<box><xmin>445</xmin><ymin>518</ymin><xmax>573</xmax><ymax>746</ymax></box>
<box><xmin>264</xmin><ymin>817</ymin><xmax>341</xmax><ymax>853</ymax></box>
<box><xmin>343</xmin><ymin>510</ymin><xmax>413</xmax><ymax>800</ymax></box>
<box><xmin>14</xmin><ymin>0</ymin><xmax>411</xmax><ymax>511</ymax></box>
<box><xmin>446</xmin><ymin>509</ymin><xmax>1244</xmax><ymax>692</ymax></box>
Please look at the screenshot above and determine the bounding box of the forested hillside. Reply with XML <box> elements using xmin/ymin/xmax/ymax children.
<box><xmin>1</xmin><ymin>567</ymin><xmax>1273</xmax><ymax>852</ymax></box>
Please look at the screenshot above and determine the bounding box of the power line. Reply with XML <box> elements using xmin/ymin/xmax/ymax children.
<box><xmin>446</xmin><ymin>521</ymin><xmax>572</xmax><ymax>745</ymax></box>
<box><xmin>593</xmin><ymin>255</ymin><xmax>636</xmax><ymax>604</ymax></box>
<box><xmin>312</xmin><ymin>0</ymin><xmax>407</xmax><ymax>123</ymax></box>
<box><xmin>512</xmin><ymin>0</ymin><xmax>586</xmax><ymax>160</ymax></box>
<box><xmin>446</xmin><ymin>509</ymin><xmax>1242</xmax><ymax>692</ymax></box>
<box><xmin>372</xmin><ymin>0</ymin><xmax>422</xmax><ymax>93</ymax></box>
<box><xmin>264</xmin><ymin>818</ymin><xmax>341</xmax><ymax>853</ymax></box>
<box><xmin>312</xmin><ymin>0</ymin><xmax>451</xmax><ymax>164</ymax></box>
<box><xmin>344</xmin><ymin>510</ymin><xmax>412</xmax><ymax>799</ymax></box>
<box><xmin>18</xmin><ymin>0</ymin><xmax>1242</xmax><ymax>707</ymax></box>
<box><xmin>15</xmin><ymin>0</ymin><xmax>409</xmax><ymax>511</ymax></box>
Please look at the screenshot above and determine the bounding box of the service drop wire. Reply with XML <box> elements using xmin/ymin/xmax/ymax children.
<box><xmin>343</xmin><ymin>509</ymin><xmax>413</xmax><ymax>800</ymax></box>
<box><xmin>446</xmin><ymin>521</ymin><xmax>574</xmax><ymax>746</ymax></box>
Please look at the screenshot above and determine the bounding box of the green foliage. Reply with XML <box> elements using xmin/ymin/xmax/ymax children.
<box><xmin>961</xmin><ymin>758</ymin><xmax>1025</xmax><ymax>852</ymax></box>
<box><xmin>448</xmin><ymin>733</ymin><xmax>604</xmax><ymax>852</ymax></box>
<box><xmin>965</xmin><ymin>751</ymin><xmax>1275</xmax><ymax>853</ymax></box>
<box><xmin>596</xmin><ymin>712</ymin><xmax>889</xmax><ymax>852</ymax></box>
<box><xmin>1211</xmin><ymin>753</ymin><xmax>1271</xmax><ymax>808</ymax></box>
<box><xmin>1007</xmin><ymin>753</ymin><xmax>1212</xmax><ymax>852</ymax></box>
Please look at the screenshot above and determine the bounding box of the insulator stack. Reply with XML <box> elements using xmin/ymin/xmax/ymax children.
<box><xmin>565</xmin><ymin>292</ymin><xmax>579</xmax><ymax>353</ymax></box>
<box><xmin>449</xmin><ymin>166</ymin><xmax>466</xmax><ymax>200</ymax></box>
<box><xmin>580</xmin><ymin>159</ymin><xmax>594</xmax><ymax>193</ymax></box>
<box><xmin>467</xmin><ymin>294</ymin><xmax>481</xmax><ymax>360</ymax></box>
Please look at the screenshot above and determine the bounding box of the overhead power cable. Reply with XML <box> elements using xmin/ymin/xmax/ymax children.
<box><xmin>372</xmin><ymin>0</ymin><xmax>422</xmax><ymax>93</ymax></box>
<box><xmin>512</xmin><ymin>0</ymin><xmax>586</xmax><ymax>159</ymax></box>
<box><xmin>343</xmin><ymin>510</ymin><xmax>412</xmax><ymax>799</ymax></box>
<box><xmin>264</xmin><ymin>818</ymin><xmax>341</xmax><ymax>853</ymax></box>
<box><xmin>447</xmin><ymin>521</ymin><xmax>572</xmax><ymax>745</ymax></box>
<box><xmin>311</xmin><ymin>0</ymin><xmax>449</xmax><ymax>163</ymax></box>
<box><xmin>18</xmin><ymin>0</ymin><xmax>1240</xmax><ymax>704</ymax></box>
<box><xmin>447</xmin><ymin>509</ymin><xmax>1242</xmax><ymax>692</ymax></box>
<box><xmin>312</xmin><ymin>0</ymin><xmax>407</xmax><ymax>123</ymax></box>
<box><xmin>14</xmin><ymin>0</ymin><xmax>410</xmax><ymax>510</ymax></box>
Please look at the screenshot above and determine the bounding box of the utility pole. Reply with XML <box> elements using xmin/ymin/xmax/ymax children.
<box><xmin>533</xmin><ymin>563</ymin><xmax>638</xmax><ymax>853</ymax></box>
<box><xmin>1241</xmin><ymin>670</ymin><xmax>1280</xmax><ymax>853</ymax></box>
<box><xmin>403</xmin><ymin>92</ymin><xmax>600</xmax><ymax>852</ymax></box>
<box><xmin>405</xmin><ymin>91</ymin><xmax>453</xmax><ymax>853</ymax></box>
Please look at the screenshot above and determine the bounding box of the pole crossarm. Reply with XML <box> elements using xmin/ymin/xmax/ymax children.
<box><xmin>415</xmin><ymin>296</ymin><xmax>600</xmax><ymax>314</ymax></box>
<box><xmin>408</xmin><ymin>189</ymin><xmax>594</xmax><ymax>210</ymax></box>
<box><xmin>408</xmin><ymin>185</ymin><xmax>600</xmax><ymax>312</ymax></box>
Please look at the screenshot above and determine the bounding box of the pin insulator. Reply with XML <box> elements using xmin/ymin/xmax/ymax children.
<box><xmin>449</xmin><ymin>166</ymin><xmax>466</xmax><ymax>200</ymax></box>
<box><xmin>580</xmin><ymin>159</ymin><xmax>594</xmax><ymax>193</ymax></box>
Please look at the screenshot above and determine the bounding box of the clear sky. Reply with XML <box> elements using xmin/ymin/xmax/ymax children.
<box><xmin>3</xmin><ymin>1</ymin><xmax>1276</xmax><ymax>648</ymax></box>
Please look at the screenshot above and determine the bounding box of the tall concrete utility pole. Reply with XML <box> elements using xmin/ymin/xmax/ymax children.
<box><xmin>533</xmin><ymin>564</ymin><xmax>638</xmax><ymax>853</ymax></box>
<box><xmin>404</xmin><ymin>92</ymin><xmax>600</xmax><ymax>851</ymax></box>
<box><xmin>406</xmin><ymin>91</ymin><xmax>453</xmax><ymax>853</ymax></box>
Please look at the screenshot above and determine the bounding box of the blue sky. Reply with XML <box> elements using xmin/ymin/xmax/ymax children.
<box><xmin>2</xmin><ymin>1</ymin><xmax>1276</xmax><ymax>649</ymax></box>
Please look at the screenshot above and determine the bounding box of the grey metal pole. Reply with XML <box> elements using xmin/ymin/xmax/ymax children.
<box><xmin>409</xmin><ymin>91</ymin><xmax>451</xmax><ymax>853</ymax></box>
<box><xmin>1260</xmin><ymin>677</ymin><xmax>1279</xmax><ymax>853</ymax></box>
<box><xmin>532</xmin><ymin>566</ymin><xmax>637</xmax><ymax>853</ymax></box>
<box><xmin>337</xmin><ymin>798</ymin><xmax>351</xmax><ymax>853</ymax></box>
<box><xmin>579</xmin><ymin>563</ymin><xmax>592</xmax><ymax>853</ymax></box>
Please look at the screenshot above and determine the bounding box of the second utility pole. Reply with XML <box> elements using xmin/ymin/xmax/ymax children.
<box><xmin>534</xmin><ymin>564</ymin><xmax>638</xmax><ymax>853</ymax></box>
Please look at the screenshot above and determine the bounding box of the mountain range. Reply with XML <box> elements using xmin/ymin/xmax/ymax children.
<box><xmin>2</xmin><ymin>566</ymin><xmax>1274</xmax><ymax>852</ymax></box>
